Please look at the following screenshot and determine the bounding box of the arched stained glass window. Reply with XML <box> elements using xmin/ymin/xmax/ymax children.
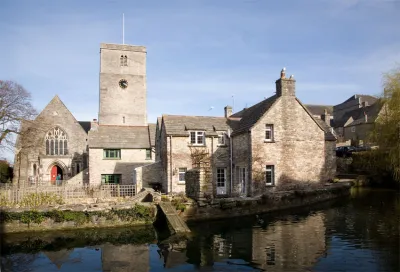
<box><xmin>45</xmin><ymin>127</ymin><xmax>68</xmax><ymax>155</ymax></box>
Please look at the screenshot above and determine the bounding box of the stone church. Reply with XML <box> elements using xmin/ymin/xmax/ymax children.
<box><xmin>13</xmin><ymin>42</ymin><xmax>156</xmax><ymax>186</ymax></box>
<box><xmin>13</xmin><ymin>42</ymin><xmax>336</xmax><ymax>196</ymax></box>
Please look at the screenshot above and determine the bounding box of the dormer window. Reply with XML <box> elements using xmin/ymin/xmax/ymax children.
<box><xmin>265</xmin><ymin>124</ymin><xmax>274</xmax><ymax>142</ymax></box>
<box><xmin>120</xmin><ymin>55</ymin><xmax>128</xmax><ymax>66</ymax></box>
<box><xmin>190</xmin><ymin>131</ymin><xmax>205</xmax><ymax>145</ymax></box>
<box><xmin>217</xmin><ymin>132</ymin><xmax>226</xmax><ymax>146</ymax></box>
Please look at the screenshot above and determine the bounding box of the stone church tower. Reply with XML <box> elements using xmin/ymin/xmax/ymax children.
<box><xmin>98</xmin><ymin>43</ymin><xmax>147</xmax><ymax>126</ymax></box>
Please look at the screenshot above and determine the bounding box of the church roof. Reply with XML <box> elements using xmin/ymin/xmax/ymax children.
<box><xmin>78</xmin><ymin>121</ymin><xmax>91</xmax><ymax>133</ymax></box>
<box><xmin>89</xmin><ymin>125</ymin><xmax>151</xmax><ymax>149</ymax></box>
<box><xmin>148</xmin><ymin>123</ymin><xmax>156</xmax><ymax>146</ymax></box>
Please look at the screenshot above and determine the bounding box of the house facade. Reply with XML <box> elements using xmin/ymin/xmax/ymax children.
<box><xmin>332</xmin><ymin>95</ymin><xmax>382</xmax><ymax>146</ymax></box>
<box><xmin>156</xmin><ymin>69</ymin><xmax>336</xmax><ymax>196</ymax></box>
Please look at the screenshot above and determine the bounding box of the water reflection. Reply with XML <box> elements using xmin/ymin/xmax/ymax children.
<box><xmin>1</xmin><ymin>189</ymin><xmax>399</xmax><ymax>272</ymax></box>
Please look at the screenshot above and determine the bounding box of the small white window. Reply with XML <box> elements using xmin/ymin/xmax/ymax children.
<box><xmin>217</xmin><ymin>132</ymin><xmax>226</xmax><ymax>145</ymax></box>
<box><xmin>190</xmin><ymin>131</ymin><xmax>205</xmax><ymax>145</ymax></box>
<box><xmin>265</xmin><ymin>124</ymin><xmax>274</xmax><ymax>141</ymax></box>
<box><xmin>266</xmin><ymin>165</ymin><xmax>275</xmax><ymax>186</ymax></box>
<box><xmin>178</xmin><ymin>168</ymin><xmax>187</xmax><ymax>183</ymax></box>
<box><xmin>351</xmin><ymin>126</ymin><xmax>356</xmax><ymax>132</ymax></box>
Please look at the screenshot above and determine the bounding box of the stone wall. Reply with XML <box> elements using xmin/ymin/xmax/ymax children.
<box><xmin>185</xmin><ymin>168</ymin><xmax>213</xmax><ymax>201</ymax></box>
<box><xmin>160</xmin><ymin>133</ymin><xmax>230</xmax><ymax>195</ymax></box>
<box><xmin>134</xmin><ymin>161</ymin><xmax>162</xmax><ymax>189</ymax></box>
<box><xmin>13</xmin><ymin>96</ymin><xmax>88</xmax><ymax>186</ymax></box>
<box><xmin>343</xmin><ymin>123</ymin><xmax>374</xmax><ymax>146</ymax></box>
<box><xmin>182</xmin><ymin>183</ymin><xmax>351</xmax><ymax>222</ymax></box>
<box><xmin>249</xmin><ymin>96</ymin><xmax>329</xmax><ymax>187</ymax></box>
<box><xmin>89</xmin><ymin>148</ymin><xmax>153</xmax><ymax>185</ymax></box>
<box><xmin>0</xmin><ymin>202</ymin><xmax>155</xmax><ymax>233</ymax></box>
<box><xmin>99</xmin><ymin>43</ymin><xmax>147</xmax><ymax>126</ymax></box>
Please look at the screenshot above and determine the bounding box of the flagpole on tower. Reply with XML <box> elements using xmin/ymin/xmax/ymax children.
<box><xmin>122</xmin><ymin>13</ymin><xmax>125</xmax><ymax>44</ymax></box>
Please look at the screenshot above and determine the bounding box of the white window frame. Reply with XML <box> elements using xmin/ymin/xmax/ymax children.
<box><xmin>189</xmin><ymin>131</ymin><xmax>205</xmax><ymax>145</ymax></box>
<box><xmin>216</xmin><ymin>167</ymin><xmax>227</xmax><ymax>195</ymax></box>
<box><xmin>178</xmin><ymin>168</ymin><xmax>187</xmax><ymax>184</ymax></box>
<box><xmin>265</xmin><ymin>124</ymin><xmax>274</xmax><ymax>142</ymax></box>
<box><xmin>217</xmin><ymin>132</ymin><xmax>226</xmax><ymax>146</ymax></box>
<box><xmin>266</xmin><ymin>165</ymin><xmax>275</xmax><ymax>186</ymax></box>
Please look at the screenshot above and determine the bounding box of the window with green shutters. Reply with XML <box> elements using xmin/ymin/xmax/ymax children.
<box><xmin>103</xmin><ymin>149</ymin><xmax>121</xmax><ymax>159</ymax></box>
<box><xmin>101</xmin><ymin>174</ymin><xmax>121</xmax><ymax>184</ymax></box>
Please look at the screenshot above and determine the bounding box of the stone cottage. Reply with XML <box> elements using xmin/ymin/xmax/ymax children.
<box><xmin>333</xmin><ymin>98</ymin><xmax>383</xmax><ymax>146</ymax></box>
<box><xmin>156</xmin><ymin>68</ymin><xmax>337</xmax><ymax>197</ymax></box>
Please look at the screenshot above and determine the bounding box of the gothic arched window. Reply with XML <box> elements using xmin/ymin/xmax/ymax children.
<box><xmin>45</xmin><ymin>127</ymin><xmax>68</xmax><ymax>155</ymax></box>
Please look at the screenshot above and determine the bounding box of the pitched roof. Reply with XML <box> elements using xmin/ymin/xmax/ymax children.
<box><xmin>345</xmin><ymin>101</ymin><xmax>383</xmax><ymax>127</ymax></box>
<box><xmin>162</xmin><ymin>115</ymin><xmax>230</xmax><ymax>136</ymax></box>
<box><xmin>305</xmin><ymin>104</ymin><xmax>333</xmax><ymax>116</ymax></box>
<box><xmin>333</xmin><ymin>100</ymin><xmax>383</xmax><ymax>128</ymax></box>
<box><xmin>89</xmin><ymin>125</ymin><xmax>150</xmax><ymax>148</ymax></box>
<box><xmin>78</xmin><ymin>121</ymin><xmax>91</xmax><ymax>133</ymax></box>
<box><xmin>230</xmin><ymin>95</ymin><xmax>278</xmax><ymax>136</ymax></box>
<box><xmin>148</xmin><ymin>123</ymin><xmax>156</xmax><ymax>146</ymax></box>
<box><xmin>334</xmin><ymin>94</ymin><xmax>378</xmax><ymax>110</ymax></box>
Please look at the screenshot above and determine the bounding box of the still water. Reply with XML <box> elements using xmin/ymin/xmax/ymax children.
<box><xmin>1</xmin><ymin>188</ymin><xmax>399</xmax><ymax>272</ymax></box>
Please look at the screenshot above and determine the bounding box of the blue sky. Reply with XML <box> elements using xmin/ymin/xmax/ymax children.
<box><xmin>0</xmin><ymin>0</ymin><xmax>399</xmax><ymax>160</ymax></box>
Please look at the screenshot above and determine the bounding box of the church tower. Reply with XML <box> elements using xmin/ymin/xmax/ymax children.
<box><xmin>98</xmin><ymin>43</ymin><xmax>147</xmax><ymax>126</ymax></box>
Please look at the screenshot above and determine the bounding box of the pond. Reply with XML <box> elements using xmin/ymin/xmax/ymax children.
<box><xmin>1</xmin><ymin>188</ymin><xmax>399</xmax><ymax>272</ymax></box>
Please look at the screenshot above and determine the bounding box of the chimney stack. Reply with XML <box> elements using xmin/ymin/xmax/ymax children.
<box><xmin>224</xmin><ymin>106</ymin><xmax>232</xmax><ymax>118</ymax></box>
<box><xmin>91</xmin><ymin>118</ymin><xmax>98</xmax><ymax>131</ymax></box>
<box><xmin>361</xmin><ymin>101</ymin><xmax>368</xmax><ymax>108</ymax></box>
<box><xmin>276</xmin><ymin>67</ymin><xmax>296</xmax><ymax>97</ymax></box>
<box><xmin>322</xmin><ymin>109</ymin><xmax>331</xmax><ymax>127</ymax></box>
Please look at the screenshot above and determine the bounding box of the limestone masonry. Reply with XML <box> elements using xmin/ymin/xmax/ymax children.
<box><xmin>14</xmin><ymin>43</ymin><xmax>339</xmax><ymax>198</ymax></box>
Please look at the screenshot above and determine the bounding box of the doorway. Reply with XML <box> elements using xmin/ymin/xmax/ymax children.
<box><xmin>239</xmin><ymin>167</ymin><xmax>247</xmax><ymax>196</ymax></box>
<box><xmin>50</xmin><ymin>165</ymin><xmax>63</xmax><ymax>185</ymax></box>
<box><xmin>216</xmin><ymin>168</ymin><xmax>227</xmax><ymax>195</ymax></box>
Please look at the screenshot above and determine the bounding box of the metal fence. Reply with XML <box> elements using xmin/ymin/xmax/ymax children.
<box><xmin>0</xmin><ymin>184</ymin><xmax>137</xmax><ymax>204</ymax></box>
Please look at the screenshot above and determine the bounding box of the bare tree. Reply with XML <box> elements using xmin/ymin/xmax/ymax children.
<box><xmin>0</xmin><ymin>80</ymin><xmax>37</xmax><ymax>149</ymax></box>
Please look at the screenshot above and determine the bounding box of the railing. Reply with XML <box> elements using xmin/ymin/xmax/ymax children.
<box><xmin>0</xmin><ymin>184</ymin><xmax>137</xmax><ymax>204</ymax></box>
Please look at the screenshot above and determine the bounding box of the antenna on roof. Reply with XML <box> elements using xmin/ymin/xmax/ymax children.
<box><xmin>122</xmin><ymin>13</ymin><xmax>125</xmax><ymax>44</ymax></box>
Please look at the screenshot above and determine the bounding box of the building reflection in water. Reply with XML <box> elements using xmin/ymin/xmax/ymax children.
<box><xmin>101</xmin><ymin>243</ymin><xmax>149</xmax><ymax>272</ymax></box>
<box><xmin>251</xmin><ymin>213</ymin><xmax>327</xmax><ymax>271</ymax></box>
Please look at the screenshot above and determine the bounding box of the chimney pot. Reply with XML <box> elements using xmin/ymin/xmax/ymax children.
<box><xmin>281</xmin><ymin>68</ymin><xmax>286</xmax><ymax>79</ymax></box>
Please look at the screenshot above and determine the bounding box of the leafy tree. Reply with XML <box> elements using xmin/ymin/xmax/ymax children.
<box><xmin>0</xmin><ymin>80</ymin><xmax>37</xmax><ymax>149</ymax></box>
<box><xmin>371</xmin><ymin>66</ymin><xmax>400</xmax><ymax>181</ymax></box>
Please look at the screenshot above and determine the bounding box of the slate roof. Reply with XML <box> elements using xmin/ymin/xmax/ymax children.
<box><xmin>305</xmin><ymin>104</ymin><xmax>333</xmax><ymax>116</ymax></box>
<box><xmin>230</xmin><ymin>95</ymin><xmax>279</xmax><ymax>136</ymax></box>
<box><xmin>161</xmin><ymin>95</ymin><xmax>336</xmax><ymax>141</ymax></box>
<box><xmin>162</xmin><ymin>115</ymin><xmax>230</xmax><ymax>136</ymax></box>
<box><xmin>333</xmin><ymin>100</ymin><xmax>383</xmax><ymax>128</ymax></box>
<box><xmin>89</xmin><ymin>125</ymin><xmax>150</xmax><ymax>148</ymax></box>
<box><xmin>78</xmin><ymin>121</ymin><xmax>91</xmax><ymax>133</ymax></box>
<box><xmin>334</xmin><ymin>94</ymin><xmax>378</xmax><ymax>111</ymax></box>
<box><xmin>148</xmin><ymin>123</ymin><xmax>156</xmax><ymax>146</ymax></box>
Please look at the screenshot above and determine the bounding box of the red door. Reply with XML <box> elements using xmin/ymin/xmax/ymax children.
<box><xmin>50</xmin><ymin>166</ymin><xmax>57</xmax><ymax>185</ymax></box>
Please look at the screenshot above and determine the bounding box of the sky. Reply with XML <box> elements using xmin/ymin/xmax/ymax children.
<box><xmin>0</xmin><ymin>0</ymin><xmax>399</xmax><ymax>161</ymax></box>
